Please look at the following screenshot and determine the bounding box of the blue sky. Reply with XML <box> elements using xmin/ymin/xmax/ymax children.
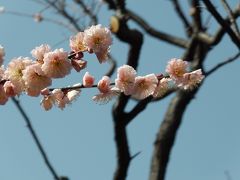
<box><xmin>0</xmin><ymin>0</ymin><xmax>240</xmax><ymax>180</ymax></box>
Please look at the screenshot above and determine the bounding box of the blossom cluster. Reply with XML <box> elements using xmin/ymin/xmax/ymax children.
<box><xmin>0</xmin><ymin>24</ymin><xmax>204</xmax><ymax>111</ymax></box>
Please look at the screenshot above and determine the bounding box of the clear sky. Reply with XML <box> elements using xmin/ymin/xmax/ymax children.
<box><xmin>0</xmin><ymin>1</ymin><xmax>240</xmax><ymax>180</ymax></box>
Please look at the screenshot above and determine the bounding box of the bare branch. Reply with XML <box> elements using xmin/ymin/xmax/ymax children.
<box><xmin>221</xmin><ymin>0</ymin><xmax>240</xmax><ymax>37</ymax></box>
<box><xmin>73</xmin><ymin>0</ymin><xmax>98</xmax><ymax>25</ymax></box>
<box><xmin>44</xmin><ymin>0</ymin><xmax>81</xmax><ymax>31</ymax></box>
<box><xmin>202</xmin><ymin>0</ymin><xmax>240</xmax><ymax>49</ymax></box>
<box><xmin>104</xmin><ymin>54</ymin><xmax>117</xmax><ymax>77</ymax></box>
<box><xmin>126</xmin><ymin>96</ymin><xmax>153</xmax><ymax>124</ymax></box>
<box><xmin>11</xmin><ymin>97</ymin><xmax>60</xmax><ymax>180</ymax></box>
<box><xmin>126</xmin><ymin>9</ymin><xmax>189</xmax><ymax>48</ymax></box>
<box><xmin>190</xmin><ymin>0</ymin><xmax>203</xmax><ymax>31</ymax></box>
<box><xmin>171</xmin><ymin>0</ymin><xmax>192</xmax><ymax>36</ymax></box>
<box><xmin>205</xmin><ymin>52</ymin><xmax>240</xmax><ymax>76</ymax></box>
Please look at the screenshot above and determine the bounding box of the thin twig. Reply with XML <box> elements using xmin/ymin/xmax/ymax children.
<box><xmin>11</xmin><ymin>97</ymin><xmax>60</xmax><ymax>180</ymax></box>
<box><xmin>221</xmin><ymin>0</ymin><xmax>240</xmax><ymax>37</ymax></box>
<box><xmin>172</xmin><ymin>0</ymin><xmax>192</xmax><ymax>36</ymax></box>
<box><xmin>205</xmin><ymin>52</ymin><xmax>240</xmax><ymax>76</ymax></box>
<box><xmin>126</xmin><ymin>9</ymin><xmax>189</xmax><ymax>48</ymax></box>
<box><xmin>202</xmin><ymin>0</ymin><xmax>240</xmax><ymax>49</ymax></box>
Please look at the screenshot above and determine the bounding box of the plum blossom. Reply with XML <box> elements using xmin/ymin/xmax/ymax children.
<box><xmin>97</xmin><ymin>76</ymin><xmax>111</xmax><ymax>93</ymax></box>
<box><xmin>153</xmin><ymin>78</ymin><xmax>171</xmax><ymax>98</ymax></box>
<box><xmin>70</xmin><ymin>32</ymin><xmax>86</xmax><ymax>52</ymax></box>
<box><xmin>0</xmin><ymin>84</ymin><xmax>8</xmax><ymax>105</ymax></box>
<box><xmin>177</xmin><ymin>69</ymin><xmax>204</xmax><ymax>90</ymax></box>
<box><xmin>5</xmin><ymin>57</ymin><xmax>33</xmax><ymax>94</ymax></box>
<box><xmin>83</xmin><ymin>24</ymin><xmax>112</xmax><ymax>63</ymax></box>
<box><xmin>3</xmin><ymin>81</ymin><xmax>18</xmax><ymax>97</ymax></box>
<box><xmin>41</xmin><ymin>85</ymin><xmax>81</xmax><ymax>110</ymax></box>
<box><xmin>23</xmin><ymin>64</ymin><xmax>52</xmax><ymax>96</ymax></box>
<box><xmin>115</xmin><ymin>65</ymin><xmax>136</xmax><ymax>95</ymax></box>
<box><xmin>92</xmin><ymin>87</ymin><xmax>120</xmax><ymax>104</ymax></box>
<box><xmin>42</xmin><ymin>48</ymin><xmax>72</xmax><ymax>78</ymax></box>
<box><xmin>83</xmin><ymin>72</ymin><xmax>94</xmax><ymax>87</ymax></box>
<box><xmin>166</xmin><ymin>58</ymin><xmax>188</xmax><ymax>81</ymax></box>
<box><xmin>31</xmin><ymin>44</ymin><xmax>51</xmax><ymax>62</ymax></box>
<box><xmin>0</xmin><ymin>65</ymin><xmax>5</xmax><ymax>79</ymax></box>
<box><xmin>132</xmin><ymin>74</ymin><xmax>158</xmax><ymax>100</ymax></box>
<box><xmin>93</xmin><ymin>76</ymin><xmax>119</xmax><ymax>104</ymax></box>
<box><xmin>71</xmin><ymin>59</ymin><xmax>87</xmax><ymax>72</ymax></box>
<box><xmin>0</xmin><ymin>45</ymin><xmax>5</xmax><ymax>66</ymax></box>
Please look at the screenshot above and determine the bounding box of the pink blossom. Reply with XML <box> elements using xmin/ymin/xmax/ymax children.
<box><xmin>132</xmin><ymin>74</ymin><xmax>158</xmax><ymax>100</ymax></box>
<box><xmin>115</xmin><ymin>65</ymin><xmax>136</xmax><ymax>95</ymax></box>
<box><xmin>69</xmin><ymin>32</ymin><xmax>86</xmax><ymax>52</ymax></box>
<box><xmin>153</xmin><ymin>78</ymin><xmax>170</xmax><ymax>98</ymax></box>
<box><xmin>5</xmin><ymin>57</ymin><xmax>33</xmax><ymax>94</ymax></box>
<box><xmin>41</xmin><ymin>88</ymin><xmax>50</xmax><ymax>96</ymax></box>
<box><xmin>49</xmin><ymin>88</ymin><xmax>81</xmax><ymax>110</ymax></box>
<box><xmin>40</xmin><ymin>96</ymin><xmax>54</xmax><ymax>111</ymax></box>
<box><xmin>97</xmin><ymin>76</ymin><xmax>111</xmax><ymax>93</ymax></box>
<box><xmin>71</xmin><ymin>59</ymin><xmax>87</xmax><ymax>72</ymax></box>
<box><xmin>166</xmin><ymin>58</ymin><xmax>188</xmax><ymax>80</ymax></box>
<box><xmin>92</xmin><ymin>87</ymin><xmax>120</xmax><ymax>104</ymax></box>
<box><xmin>177</xmin><ymin>69</ymin><xmax>204</xmax><ymax>90</ymax></box>
<box><xmin>23</xmin><ymin>64</ymin><xmax>52</xmax><ymax>96</ymax></box>
<box><xmin>0</xmin><ymin>84</ymin><xmax>8</xmax><ymax>105</ymax></box>
<box><xmin>83</xmin><ymin>24</ymin><xmax>112</xmax><ymax>63</ymax></box>
<box><xmin>83</xmin><ymin>72</ymin><xmax>95</xmax><ymax>87</ymax></box>
<box><xmin>31</xmin><ymin>44</ymin><xmax>51</xmax><ymax>62</ymax></box>
<box><xmin>0</xmin><ymin>65</ymin><xmax>5</xmax><ymax>79</ymax></box>
<box><xmin>66</xmin><ymin>89</ymin><xmax>81</xmax><ymax>102</ymax></box>
<box><xmin>42</xmin><ymin>48</ymin><xmax>72</xmax><ymax>78</ymax></box>
<box><xmin>3</xmin><ymin>81</ymin><xmax>18</xmax><ymax>97</ymax></box>
<box><xmin>0</xmin><ymin>45</ymin><xmax>5</xmax><ymax>66</ymax></box>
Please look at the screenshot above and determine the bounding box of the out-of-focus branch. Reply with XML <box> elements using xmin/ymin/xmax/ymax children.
<box><xmin>44</xmin><ymin>0</ymin><xmax>81</xmax><ymax>31</ymax></box>
<box><xmin>172</xmin><ymin>0</ymin><xmax>192</xmax><ymax>36</ymax></box>
<box><xmin>221</xmin><ymin>0</ymin><xmax>240</xmax><ymax>37</ymax></box>
<box><xmin>104</xmin><ymin>54</ymin><xmax>117</xmax><ymax>77</ymax></box>
<box><xmin>149</xmin><ymin>89</ymin><xmax>199</xmax><ymax>180</ymax></box>
<box><xmin>126</xmin><ymin>9</ymin><xmax>189</xmax><ymax>48</ymax></box>
<box><xmin>103</xmin><ymin>0</ymin><xmax>116</xmax><ymax>10</ymax></box>
<box><xmin>205</xmin><ymin>52</ymin><xmax>240</xmax><ymax>76</ymax></box>
<box><xmin>111</xmin><ymin>10</ymin><xmax>144</xmax><ymax>180</ymax></box>
<box><xmin>202</xmin><ymin>0</ymin><xmax>240</xmax><ymax>49</ymax></box>
<box><xmin>73</xmin><ymin>0</ymin><xmax>98</xmax><ymax>25</ymax></box>
<box><xmin>125</xmin><ymin>96</ymin><xmax>153</xmax><ymax>124</ymax></box>
<box><xmin>11</xmin><ymin>97</ymin><xmax>61</xmax><ymax>180</ymax></box>
<box><xmin>196</xmin><ymin>8</ymin><xmax>240</xmax><ymax>46</ymax></box>
<box><xmin>190</xmin><ymin>0</ymin><xmax>203</xmax><ymax>31</ymax></box>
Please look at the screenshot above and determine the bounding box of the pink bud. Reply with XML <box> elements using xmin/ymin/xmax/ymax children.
<box><xmin>3</xmin><ymin>81</ymin><xmax>16</xmax><ymax>97</ymax></box>
<box><xmin>41</xmin><ymin>88</ymin><xmax>50</xmax><ymax>95</ymax></box>
<box><xmin>97</xmin><ymin>76</ymin><xmax>111</xmax><ymax>93</ymax></box>
<box><xmin>83</xmin><ymin>72</ymin><xmax>95</xmax><ymax>87</ymax></box>
<box><xmin>71</xmin><ymin>59</ymin><xmax>87</xmax><ymax>72</ymax></box>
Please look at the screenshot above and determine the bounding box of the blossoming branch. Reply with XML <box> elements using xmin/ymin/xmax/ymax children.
<box><xmin>0</xmin><ymin>24</ymin><xmax>204</xmax><ymax>110</ymax></box>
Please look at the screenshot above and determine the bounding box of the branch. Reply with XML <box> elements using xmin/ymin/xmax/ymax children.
<box><xmin>11</xmin><ymin>97</ymin><xmax>60</xmax><ymax>180</ymax></box>
<box><xmin>126</xmin><ymin>9</ymin><xmax>189</xmax><ymax>48</ymax></box>
<box><xmin>126</xmin><ymin>96</ymin><xmax>153</xmax><ymax>124</ymax></box>
<box><xmin>221</xmin><ymin>0</ymin><xmax>240</xmax><ymax>36</ymax></box>
<box><xmin>149</xmin><ymin>89</ymin><xmax>198</xmax><ymax>180</ymax></box>
<box><xmin>171</xmin><ymin>0</ymin><xmax>192</xmax><ymax>35</ymax></box>
<box><xmin>205</xmin><ymin>52</ymin><xmax>240</xmax><ymax>76</ymax></box>
<box><xmin>111</xmin><ymin>13</ymin><xmax>144</xmax><ymax>180</ymax></box>
<box><xmin>190</xmin><ymin>0</ymin><xmax>203</xmax><ymax>31</ymax></box>
<box><xmin>104</xmin><ymin>54</ymin><xmax>117</xmax><ymax>77</ymax></box>
<box><xmin>73</xmin><ymin>0</ymin><xmax>98</xmax><ymax>25</ymax></box>
<box><xmin>44</xmin><ymin>0</ymin><xmax>81</xmax><ymax>31</ymax></box>
<box><xmin>202</xmin><ymin>0</ymin><xmax>240</xmax><ymax>49</ymax></box>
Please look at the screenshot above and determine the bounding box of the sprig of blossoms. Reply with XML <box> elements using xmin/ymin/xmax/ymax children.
<box><xmin>0</xmin><ymin>24</ymin><xmax>204</xmax><ymax>109</ymax></box>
